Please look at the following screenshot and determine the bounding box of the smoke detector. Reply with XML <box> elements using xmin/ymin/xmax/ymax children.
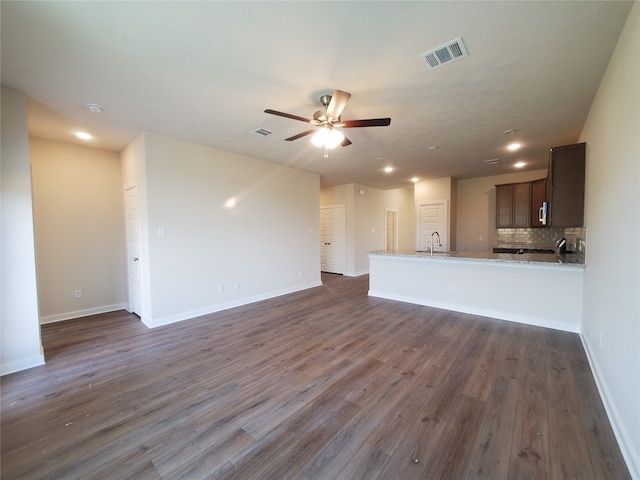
<box><xmin>86</xmin><ymin>103</ymin><xmax>104</xmax><ymax>113</ymax></box>
<box><xmin>420</xmin><ymin>37</ymin><xmax>469</xmax><ymax>70</ymax></box>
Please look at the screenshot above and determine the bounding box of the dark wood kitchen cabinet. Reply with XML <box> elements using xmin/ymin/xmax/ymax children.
<box><xmin>496</xmin><ymin>184</ymin><xmax>513</xmax><ymax>228</ymax></box>
<box><xmin>530</xmin><ymin>178</ymin><xmax>548</xmax><ymax>228</ymax></box>
<box><xmin>548</xmin><ymin>143</ymin><xmax>585</xmax><ymax>227</ymax></box>
<box><xmin>496</xmin><ymin>182</ymin><xmax>531</xmax><ymax>228</ymax></box>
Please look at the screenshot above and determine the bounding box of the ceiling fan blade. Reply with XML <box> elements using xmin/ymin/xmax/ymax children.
<box><xmin>341</xmin><ymin>118</ymin><xmax>391</xmax><ymax>128</ymax></box>
<box><xmin>264</xmin><ymin>109</ymin><xmax>312</xmax><ymax>123</ymax></box>
<box><xmin>341</xmin><ymin>136</ymin><xmax>352</xmax><ymax>147</ymax></box>
<box><xmin>285</xmin><ymin>129</ymin><xmax>317</xmax><ymax>141</ymax></box>
<box><xmin>326</xmin><ymin>90</ymin><xmax>351</xmax><ymax>120</ymax></box>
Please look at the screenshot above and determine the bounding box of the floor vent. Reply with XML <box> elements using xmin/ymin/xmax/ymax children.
<box><xmin>250</xmin><ymin>128</ymin><xmax>272</xmax><ymax>137</ymax></box>
<box><xmin>420</xmin><ymin>37</ymin><xmax>469</xmax><ymax>70</ymax></box>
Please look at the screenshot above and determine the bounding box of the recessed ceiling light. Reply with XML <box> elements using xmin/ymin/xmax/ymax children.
<box><xmin>384</xmin><ymin>166</ymin><xmax>393</xmax><ymax>173</ymax></box>
<box><xmin>411</xmin><ymin>177</ymin><xmax>419</xmax><ymax>183</ymax></box>
<box><xmin>514</xmin><ymin>161</ymin><xmax>526</xmax><ymax>168</ymax></box>
<box><xmin>507</xmin><ymin>142</ymin><xmax>522</xmax><ymax>151</ymax></box>
<box><xmin>75</xmin><ymin>131</ymin><xmax>92</xmax><ymax>140</ymax></box>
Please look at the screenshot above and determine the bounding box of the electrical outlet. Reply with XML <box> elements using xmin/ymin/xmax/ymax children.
<box><xmin>234</xmin><ymin>282</ymin><xmax>240</xmax><ymax>291</ymax></box>
<box><xmin>218</xmin><ymin>285</ymin><xmax>224</xmax><ymax>293</ymax></box>
<box><xmin>74</xmin><ymin>290</ymin><xmax>82</xmax><ymax>299</ymax></box>
<box><xmin>597</xmin><ymin>334</ymin><xmax>602</xmax><ymax>347</ymax></box>
<box><xmin>449</xmin><ymin>284</ymin><xmax>456</xmax><ymax>293</ymax></box>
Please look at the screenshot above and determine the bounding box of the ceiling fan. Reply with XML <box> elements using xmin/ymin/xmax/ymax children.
<box><xmin>264</xmin><ymin>90</ymin><xmax>391</xmax><ymax>156</ymax></box>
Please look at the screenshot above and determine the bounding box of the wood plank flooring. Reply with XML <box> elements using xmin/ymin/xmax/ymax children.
<box><xmin>1</xmin><ymin>273</ymin><xmax>630</xmax><ymax>479</ymax></box>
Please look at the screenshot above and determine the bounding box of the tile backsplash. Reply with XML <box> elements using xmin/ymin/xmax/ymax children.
<box><xmin>497</xmin><ymin>227</ymin><xmax>586</xmax><ymax>252</ymax></box>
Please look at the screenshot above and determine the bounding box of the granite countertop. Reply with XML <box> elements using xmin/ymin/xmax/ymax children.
<box><xmin>368</xmin><ymin>249</ymin><xmax>586</xmax><ymax>267</ymax></box>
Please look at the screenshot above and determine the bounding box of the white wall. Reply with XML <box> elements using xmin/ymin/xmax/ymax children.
<box><xmin>321</xmin><ymin>184</ymin><xmax>414</xmax><ymax>275</ymax></box>
<box><xmin>353</xmin><ymin>184</ymin><xmax>386</xmax><ymax>275</ymax></box>
<box><xmin>1</xmin><ymin>88</ymin><xmax>44</xmax><ymax>375</ymax></box>
<box><xmin>578</xmin><ymin>3</ymin><xmax>640</xmax><ymax>476</ymax></box>
<box><xmin>30</xmin><ymin>138</ymin><xmax>128</xmax><ymax>323</ymax></box>
<box><xmin>369</xmin><ymin>254</ymin><xmax>584</xmax><ymax>333</ymax></box>
<box><xmin>456</xmin><ymin>169</ymin><xmax>548</xmax><ymax>252</ymax></box>
<box><xmin>138</xmin><ymin>133</ymin><xmax>321</xmax><ymax>326</ymax></box>
<box><xmin>382</xmin><ymin>187</ymin><xmax>415</xmax><ymax>251</ymax></box>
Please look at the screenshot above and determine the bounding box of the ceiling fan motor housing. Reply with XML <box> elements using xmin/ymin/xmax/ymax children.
<box><xmin>313</xmin><ymin>109</ymin><xmax>336</xmax><ymax>124</ymax></box>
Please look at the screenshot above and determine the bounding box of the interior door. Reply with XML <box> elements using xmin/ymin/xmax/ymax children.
<box><xmin>419</xmin><ymin>202</ymin><xmax>447</xmax><ymax>251</ymax></box>
<box><xmin>125</xmin><ymin>186</ymin><xmax>142</xmax><ymax>315</ymax></box>
<box><xmin>320</xmin><ymin>206</ymin><xmax>345</xmax><ymax>274</ymax></box>
<box><xmin>385</xmin><ymin>209</ymin><xmax>398</xmax><ymax>250</ymax></box>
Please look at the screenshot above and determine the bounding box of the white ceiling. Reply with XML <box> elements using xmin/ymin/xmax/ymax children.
<box><xmin>1</xmin><ymin>1</ymin><xmax>633</xmax><ymax>189</ymax></box>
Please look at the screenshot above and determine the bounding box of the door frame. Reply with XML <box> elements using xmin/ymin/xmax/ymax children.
<box><xmin>320</xmin><ymin>204</ymin><xmax>346</xmax><ymax>274</ymax></box>
<box><xmin>124</xmin><ymin>185</ymin><xmax>142</xmax><ymax>316</ymax></box>
<box><xmin>416</xmin><ymin>200</ymin><xmax>449</xmax><ymax>251</ymax></box>
<box><xmin>385</xmin><ymin>208</ymin><xmax>399</xmax><ymax>250</ymax></box>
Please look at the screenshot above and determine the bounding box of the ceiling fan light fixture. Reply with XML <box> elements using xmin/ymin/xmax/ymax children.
<box><xmin>311</xmin><ymin>127</ymin><xmax>344</xmax><ymax>149</ymax></box>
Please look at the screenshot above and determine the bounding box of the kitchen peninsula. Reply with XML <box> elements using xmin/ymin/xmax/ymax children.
<box><xmin>368</xmin><ymin>250</ymin><xmax>585</xmax><ymax>333</ymax></box>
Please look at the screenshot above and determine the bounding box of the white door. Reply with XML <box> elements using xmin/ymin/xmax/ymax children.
<box><xmin>419</xmin><ymin>202</ymin><xmax>447</xmax><ymax>251</ymax></box>
<box><xmin>385</xmin><ymin>209</ymin><xmax>398</xmax><ymax>250</ymax></box>
<box><xmin>125</xmin><ymin>186</ymin><xmax>142</xmax><ymax>315</ymax></box>
<box><xmin>320</xmin><ymin>206</ymin><xmax>345</xmax><ymax>274</ymax></box>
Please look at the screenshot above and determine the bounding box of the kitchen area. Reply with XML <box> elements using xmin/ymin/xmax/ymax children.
<box><xmin>369</xmin><ymin>142</ymin><xmax>587</xmax><ymax>333</ymax></box>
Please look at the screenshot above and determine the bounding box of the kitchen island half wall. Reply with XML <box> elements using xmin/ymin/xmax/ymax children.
<box><xmin>368</xmin><ymin>251</ymin><xmax>585</xmax><ymax>333</ymax></box>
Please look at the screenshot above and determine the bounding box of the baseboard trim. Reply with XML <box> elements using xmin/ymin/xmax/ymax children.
<box><xmin>580</xmin><ymin>333</ymin><xmax>640</xmax><ymax>480</ymax></box>
<box><xmin>367</xmin><ymin>290</ymin><xmax>581</xmax><ymax>333</ymax></box>
<box><xmin>1</xmin><ymin>353</ymin><xmax>45</xmax><ymax>376</ymax></box>
<box><xmin>142</xmin><ymin>281</ymin><xmax>323</xmax><ymax>329</ymax></box>
<box><xmin>40</xmin><ymin>303</ymin><xmax>129</xmax><ymax>324</ymax></box>
<box><xmin>344</xmin><ymin>269</ymin><xmax>369</xmax><ymax>277</ymax></box>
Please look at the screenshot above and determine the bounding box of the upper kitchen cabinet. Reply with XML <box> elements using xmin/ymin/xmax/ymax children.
<box><xmin>530</xmin><ymin>178</ymin><xmax>548</xmax><ymax>228</ymax></box>
<box><xmin>496</xmin><ymin>182</ymin><xmax>531</xmax><ymax>228</ymax></box>
<box><xmin>548</xmin><ymin>143</ymin><xmax>586</xmax><ymax>227</ymax></box>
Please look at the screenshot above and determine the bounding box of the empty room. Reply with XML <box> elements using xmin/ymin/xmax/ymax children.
<box><xmin>2</xmin><ymin>2</ymin><xmax>638</xmax><ymax>479</ymax></box>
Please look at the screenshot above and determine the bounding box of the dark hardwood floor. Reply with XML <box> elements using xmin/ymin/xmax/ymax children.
<box><xmin>1</xmin><ymin>273</ymin><xmax>630</xmax><ymax>479</ymax></box>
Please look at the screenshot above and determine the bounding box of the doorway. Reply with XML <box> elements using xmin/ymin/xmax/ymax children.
<box><xmin>125</xmin><ymin>186</ymin><xmax>142</xmax><ymax>315</ymax></box>
<box><xmin>418</xmin><ymin>201</ymin><xmax>448</xmax><ymax>251</ymax></box>
<box><xmin>385</xmin><ymin>208</ymin><xmax>398</xmax><ymax>250</ymax></box>
<box><xmin>320</xmin><ymin>205</ymin><xmax>346</xmax><ymax>274</ymax></box>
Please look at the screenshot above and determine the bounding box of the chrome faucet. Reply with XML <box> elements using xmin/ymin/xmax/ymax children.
<box><xmin>429</xmin><ymin>231</ymin><xmax>442</xmax><ymax>256</ymax></box>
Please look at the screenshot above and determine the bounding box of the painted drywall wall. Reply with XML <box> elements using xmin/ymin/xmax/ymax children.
<box><xmin>382</xmin><ymin>187</ymin><xmax>415</xmax><ymax>251</ymax></box>
<box><xmin>456</xmin><ymin>169</ymin><xmax>548</xmax><ymax>252</ymax></box>
<box><xmin>353</xmin><ymin>184</ymin><xmax>386</xmax><ymax>276</ymax></box>
<box><xmin>1</xmin><ymin>87</ymin><xmax>44</xmax><ymax>375</ymax></box>
<box><xmin>321</xmin><ymin>184</ymin><xmax>415</xmax><ymax>275</ymax></box>
<box><xmin>369</xmin><ymin>254</ymin><xmax>584</xmax><ymax>333</ymax></box>
<box><xmin>579</xmin><ymin>3</ymin><xmax>639</xmax><ymax>477</ymax></box>
<box><xmin>30</xmin><ymin>138</ymin><xmax>128</xmax><ymax>323</ymax></box>
<box><xmin>140</xmin><ymin>133</ymin><xmax>321</xmax><ymax>326</ymax></box>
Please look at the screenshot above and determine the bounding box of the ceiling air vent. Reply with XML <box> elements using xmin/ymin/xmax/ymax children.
<box><xmin>484</xmin><ymin>158</ymin><xmax>500</xmax><ymax>165</ymax></box>
<box><xmin>420</xmin><ymin>37</ymin><xmax>469</xmax><ymax>70</ymax></box>
<box><xmin>250</xmin><ymin>128</ymin><xmax>272</xmax><ymax>137</ymax></box>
